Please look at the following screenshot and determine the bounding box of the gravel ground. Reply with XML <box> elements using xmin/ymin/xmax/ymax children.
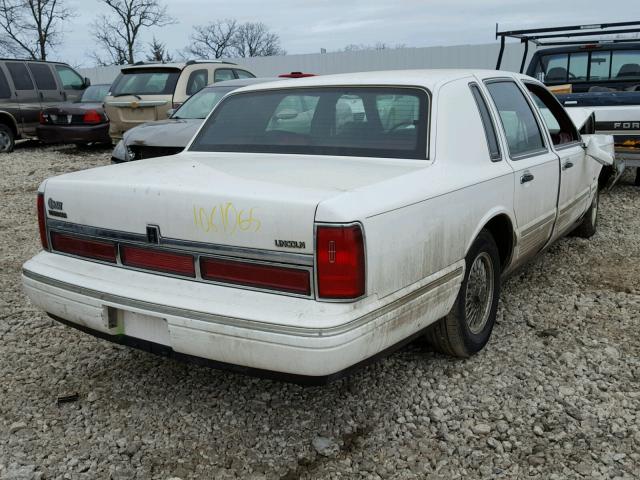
<box><xmin>1</xmin><ymin>143</ymin><xmax>639</xmax><ymax>480</ymax></box>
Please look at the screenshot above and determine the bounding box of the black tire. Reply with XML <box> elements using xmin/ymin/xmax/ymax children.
<box><xmin>635</xmin><ymin>168</ymin><xmax>640</xmax><ymax>187</ymax></box>
<box><xmin>426</xmin><ymin>229</ymin><xmax>501</xmax><ymax>357</ymax></box>
<box><xmin>0</xmin><ymin>123</ymin><xmax>15</xmax><ymax>153</ymax></box>
<box><xmin>598</xmin><ymin>165</ymin><xmax>613</xmax><ymax>190</ymax></box>
<box><xmin>572</xmin><ymin>189</ymin><xmax>599</xmax><ymax>238</ymax></box>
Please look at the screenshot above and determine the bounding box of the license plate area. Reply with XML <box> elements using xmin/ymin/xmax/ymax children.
<box><xmin>105</xmin><ymin>307</ymin><xmax>170</xmax><ymax>346</ymax></box>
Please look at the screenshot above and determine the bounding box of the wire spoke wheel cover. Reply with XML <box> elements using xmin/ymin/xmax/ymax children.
<box><xmin>464</xmin><ymin>251</ymin><xmax>494</xmax><ymax>334</ymax></box>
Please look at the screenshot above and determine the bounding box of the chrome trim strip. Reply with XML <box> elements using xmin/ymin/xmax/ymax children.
<box><xmin>559</xmin><ymin>190</ymin><xmax>589</xmax><ymax>218</ymax></box>
<box><xmin>46</xmin><ymin>219</ymin><xmax>313</xmax><ymax>266</ymax></box>
<box><xmin>521</xmin><ymin>212</ymin><xmax>555</xmax><ymax>238</ymax></box>
<box><xmin>23</xmin><ymin>266</ymin><xmax>462</xmax><ymax>338</ymax></box>
<box><xmin>105</xmin><ymin>101</ymin><xmax>168</xmax><ymax>107</ymax></box>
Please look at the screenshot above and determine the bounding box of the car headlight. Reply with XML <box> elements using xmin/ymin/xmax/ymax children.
<box><xmin>112</xmin><ymin>140</ymin><xmax>135</xmax><ymax>162</ymax></box>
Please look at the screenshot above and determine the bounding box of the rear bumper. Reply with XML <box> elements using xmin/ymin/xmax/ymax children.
<box><xmin>21</xmin><ymin>252</ymin><xmax>463</xmax><ymax>382</ymax></box>
<box><xmin>37</xmin><ymin>124</ymin><xmax>111</xmax><ymax>144</ymax></box>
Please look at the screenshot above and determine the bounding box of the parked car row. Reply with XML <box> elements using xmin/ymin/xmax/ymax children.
<box><xmin>0</xmin><ymin>58</ymin><xmax>261</xmax><ymax>151</ymax></box>
<box><xmin>23</xmin><ymin>69</ymin><xmax>615</xmax><ymax>384</ymax></box>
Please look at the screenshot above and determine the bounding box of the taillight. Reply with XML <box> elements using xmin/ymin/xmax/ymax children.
<box><xmin>200</xmin><ymin>257</ymin><xmax>310</xmax><ymax>295</ymax></box>
<box><xmin>121</xmin><ymin>245</ymin><xmax>195</xmax><ymax>277</ymax></box>
<box><xmin>50</xmin><ymin>232</ymin><xmax>117</xmax><ymax>263</ymax></box>
<box><xmin>39</xmin><ymin>112</ymin><xmax>48</xmax><ymax>124</ymax></box>
<box><xmin>316</xmin><ymin>224</ymin><xmax>365</xmax><ymax>300</ymax></box>
<box><xmin>37</xmin><ymin>193</ymin><xmax>48</xmax><ymax>249</ymax></box>
<box><xmin>83</xmin><ymin>110</ymin><xmax>103</xmax><ymax>124</ymax></box>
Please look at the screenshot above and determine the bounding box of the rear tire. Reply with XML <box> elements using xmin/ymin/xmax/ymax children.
<box><xmin>426</xmin><ymin>229</ymin><xmax>501</xmax><ymax>357</ymax></box>
<box><xmin>0</xmin><ymin>124</ymin><xmax>15</xmax><ymax>153</ymax></box>
<box><xmin>635</xmin><ymin>168</ymin><xmax>640</xmax><ymax>187</ymax></box>
<box><xmin>572</xmin><ymin>189</ymin><xmax>598</xmax><ymax>238</ymax></box>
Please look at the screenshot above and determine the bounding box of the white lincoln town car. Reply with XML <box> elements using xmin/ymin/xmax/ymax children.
<box><xmin>22</xmin><ymin>70</ymin><xmax>613</xmax><ymax>384</ymax></box>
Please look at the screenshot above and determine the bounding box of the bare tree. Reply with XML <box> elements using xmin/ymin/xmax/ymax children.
<box><xmin>146</xmin><ymin>35</ymin><xmax>173</xmax><ymax>62</ymax></box>
<box><xmin>0</xmin><ymin>0</ymin><xmax>74</xmax><ymax>60</ymax></box>
<box><xmin>92</xmin><ymin>0</ymin><xmax>175</xmax><ymax>65</ymax></box>
<box><xmin>233</xmin><ymin>22</ymin><xmax>284</xmax><ymax>57</ymax></box>
<box><xmin>186</xmin><ymin>19</ymin><xmax>237</xmax><ymax>59</ymax></box>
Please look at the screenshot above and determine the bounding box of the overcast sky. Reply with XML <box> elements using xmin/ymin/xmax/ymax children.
<box><xmin>60</xmin><ymin>0</ymin><xmax>637</xmax><ymax>67</ymax></box>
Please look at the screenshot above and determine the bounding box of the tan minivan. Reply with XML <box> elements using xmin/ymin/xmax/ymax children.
<box><xmin>104</xmin><ymin>61</ymin><xmax>256</xmax><ymax>142</ymax></box>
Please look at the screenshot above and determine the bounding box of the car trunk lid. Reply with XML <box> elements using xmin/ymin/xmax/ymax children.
<box><xmin>42</xmin><ymin>153</ymin><xmax>423</xmax><ymax>255</ymax></box>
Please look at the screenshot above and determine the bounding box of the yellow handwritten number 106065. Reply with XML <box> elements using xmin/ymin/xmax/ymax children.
<box><xmin>193</xmin><ymin>203</ymin><xmax>261</xmax><ymax>234</ymax></box>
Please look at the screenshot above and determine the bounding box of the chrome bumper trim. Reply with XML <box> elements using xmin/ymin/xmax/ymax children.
<box><xmin>23</xmin><ymin>266</ymin><xmax>462</xmax><ymax>338</ymax></box>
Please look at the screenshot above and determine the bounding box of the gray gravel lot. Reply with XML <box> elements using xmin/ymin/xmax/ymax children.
<box><xmin>1</xmin><ymin>143</ymin><xmax>639</xmax><ymax>480</ymax></box>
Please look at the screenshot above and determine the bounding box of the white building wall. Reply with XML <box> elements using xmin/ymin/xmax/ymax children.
<box><xmin>80</xmin><ymin>41</ymin><xmax>535</xmax><ymax>86</ymax></box>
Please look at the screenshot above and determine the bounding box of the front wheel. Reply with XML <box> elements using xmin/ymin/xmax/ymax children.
<box><xmin>426</xmin><ymin>229</ymin><xmax>501</xmax><ymax>357</ymax></box>
<box><xmin>572</xmin><ymin>189</ymin><xmax>598</xmax><ymax>238</ymax></box>
<box><xmin>0</xmin><ymin>124</ymin><xmax>15</xmax><ymax>153</ymax></box>
<box><xmin>635</xmin><ymin>168</ymin><xmax>640</xmax><ymax>187</ymax></box>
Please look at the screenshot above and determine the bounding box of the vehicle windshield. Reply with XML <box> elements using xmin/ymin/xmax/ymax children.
<box><xmin>110</xmin><ymin>69</ymin><xmax>180</xmax><ymax>96</ymax></box>
<box><xmin>173</xmin><ymin>86</ymin><xmax>236</xmax><ymax>119</ymax></box>
<box><xmin>80</xmin><ymin>84</ymin><xmax>110</xmax><ymax>103</ymax></box>
<box><xmin>189</xmin><ymin>87</ymin><xmax>429</xmax><ymax>159</ymax></box>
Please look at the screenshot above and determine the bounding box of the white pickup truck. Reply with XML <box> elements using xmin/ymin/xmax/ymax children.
<box><xmin>22</xmin><ymin>70</ymin><xmax>613</xmax><ymax>384</ymax></box>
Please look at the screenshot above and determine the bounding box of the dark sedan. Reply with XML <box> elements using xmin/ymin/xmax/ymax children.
<box><xmin>37</xmin><ymin>84</ymin><xmax>111</xmax><ymax>146</ymax></box>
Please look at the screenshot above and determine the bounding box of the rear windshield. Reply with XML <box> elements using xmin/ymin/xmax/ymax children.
<box><xmin>110</xmin><ymin>69</ymin><xmax>180</xmax><ymax>96</ymax></box>
<box><xmin>189</xmin><ymin>87</ymin><xmax>429</xmax><ymax>159</ymax></box>
<box><xmin>80</xmin><ymin>84</ymin><xmax>110</xmax><ymax>102</ymax></box>
<box><xmin>173</xmin><ymin>86</ymin><xmax>235</xmax><ymax>119</ymax></box>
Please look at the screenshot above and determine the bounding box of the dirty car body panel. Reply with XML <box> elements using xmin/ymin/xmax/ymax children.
<box><xmin>22</xmin><ymin>70</ymin><xmax>608</xmax><ymax>383</ymax></box>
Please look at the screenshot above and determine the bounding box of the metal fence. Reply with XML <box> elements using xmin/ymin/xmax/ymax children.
<box><xmin>80</xmin><ymin>41</ymin><xmax>536</xmax><ymax>85</ymax></box>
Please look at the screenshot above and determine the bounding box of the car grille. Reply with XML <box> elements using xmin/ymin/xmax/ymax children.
<box><xmin>129</xmin><ymin>145</ymin><xmax>184</xmax><ymax>160</ymax></box>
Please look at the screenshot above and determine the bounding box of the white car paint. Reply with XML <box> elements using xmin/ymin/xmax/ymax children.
<box><xmin>22</xmin><ymin>69</ymin><xmax>607</xmax><ymax>381</ymax></box>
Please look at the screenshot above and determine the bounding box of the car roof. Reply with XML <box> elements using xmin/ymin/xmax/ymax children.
<box><xmin>231</xmin><ymin>69</ymin><xmax>525</xmax><ymax>93</ymax></box>
<box><xmin>202</xmin><ymin>77</ymin><xmax>280</xmax><ymax>88</ymax></box>
<box><xmin>121</xmin><ymin>61</ymin><xmax>235</xmax><ymax>72</ymax></box>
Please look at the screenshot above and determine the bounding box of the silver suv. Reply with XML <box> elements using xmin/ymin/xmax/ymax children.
<box><xmin>104</xmin><ymin>61</ymin><xmax>256</xmax><ymax>142</ymax></box>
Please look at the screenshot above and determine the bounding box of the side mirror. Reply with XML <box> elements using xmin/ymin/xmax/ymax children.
<box><xmin>166</xmin><ymin>108</ymin><xmax>176</xmax><ymax>118</ymax></box>
<box><xmin>84</xmin><ymin>77</ymin><xmax>91</xmax><ymax>87</ymax></box>
<box><xmin>584</xmin><ymin>136</ymin><xmax>614</xmax><ymax>166</ymax></box>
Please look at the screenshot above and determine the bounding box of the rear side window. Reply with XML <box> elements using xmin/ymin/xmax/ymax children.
<box><xmin>0</xmin><ymin>68</ymin><xmax>11</xmax><ymax>98</ymax></box>
<box><xmin>55</xmin><ymin>65</ymin><xmax>84</xmax><ymax>90</ymax></box>
<box><xmin>612</xmin><ymin>50</ymin><xmax>640</xmax><ymax>79</ymax></box>
<box><xmin>111</xmin><ymin>69</ymin><xmax>180</xmax><ymax>95</ymax></box>
<box><xmin>234</xmin><ymin>69</ymin><xmax>255</xmax><ymax>79</ymax></box>
<box><xmin>186</xmin><ymin>69</ymin><xmax>208</xmax><ymax>95</ymax></box>
<box><xmin>190</xmin><ymin>87</ymin><xmax>429</xmax><ymax>160</ymax></box>
<box><xmin>214</xmin><ymin>69</ymin><xmax>235</xmax><ymax>82</ymax></box>
<box><xmin>469</xmin><ymin>83</ymin><xmax>501</xmax><ymax>161</ymax></box>
<box><xmin>28</xmin><ymin>63</ymin><xmax>58</xmax><ymax>90</ymax></box>
<box><xmin>7</xmin><ymin>62</ymin><xmax>34</xmax><ymax>90</ymax></box>
<box><xmin>485</xmin><ymin>80</ymin><xmax>545</xmax><ymax>158</ymax></box>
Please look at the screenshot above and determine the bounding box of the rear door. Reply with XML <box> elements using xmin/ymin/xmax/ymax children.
<box><xmin>0</xmin><ymin>64</ymin><xmax>21</xmax><ymax>135</ymax></box>
<box><xmin>54</xmin><ymin>64</ymin><xmax>86</xmax><ymax>101</ymax></box>
<box><xmin>524</xmin><ymin>82</ymin><xmax>591</xmax><ymax>237</ymax></box>
<box><xmin>27</xmin><ymin>62</ymin><xmax>64</xmax><ymax>108</ymax></box>
<box><xmin>5</xmin><ymin>61</ymin><xmax>41</xmax><ymax>136</ymax></box>
<box><xmin>484</xmin><ymin>79</ymin><xmax>560</xmax><ymax>261</ymax></box>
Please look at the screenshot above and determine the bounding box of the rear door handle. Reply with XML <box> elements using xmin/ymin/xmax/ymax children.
<box><xmin>562</xmin><ymin>161</ymin><xmax>574</xmax><ymax>170</ymax></box>
<box><xmin>520</xmin><ymin>172</ymin><xmax>535</xmax><ymax>184</ymax></box>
